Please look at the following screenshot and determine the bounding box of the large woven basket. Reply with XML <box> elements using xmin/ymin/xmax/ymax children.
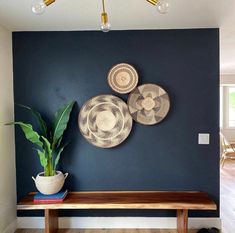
<box><xmin>32</xmin><ymin>171</ymin><xmax>68</xmax><ymax>195</ymax></box>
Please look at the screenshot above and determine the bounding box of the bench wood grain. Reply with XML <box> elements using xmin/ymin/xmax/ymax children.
<box><xmin>17</xmin><ymin>191</ymin><xmax>217</xmax><ymax>233</ymax></box>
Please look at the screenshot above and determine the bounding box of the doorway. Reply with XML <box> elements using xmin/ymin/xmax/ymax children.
<box><xmin>220</xmin><ymin>81</ymin><xmax>235</xmax><ymax>233</ymax></box>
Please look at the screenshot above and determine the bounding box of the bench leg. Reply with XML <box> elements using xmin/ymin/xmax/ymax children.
<box><xmin>177</xmin><ymin>209</ymin><xmax>188</xmax><ymax>233</ymax></box>
<box><xmin>45</xmin><ymin>209</ymin><xmax>58</xmax><ymax>233</ymax></box>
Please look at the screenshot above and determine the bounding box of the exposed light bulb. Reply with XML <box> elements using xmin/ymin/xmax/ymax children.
<box><xmin>101</xmin><ymin>12</ymin><xmax>111</xmax><ymax>33</ymax></box>
<box><xmin>31</xmin><ymin>0</ymin><xmax>46</xmax><ymax>15</ymax></box>
<box><xmin>156</xmin><ymin>0</ymin><xmax>170</xmax><ymax>14</ymax></box>
<box><xmin>101</xmin><ymin>22</ymin><xmax>111</xmax><ymax>32</ymax></box>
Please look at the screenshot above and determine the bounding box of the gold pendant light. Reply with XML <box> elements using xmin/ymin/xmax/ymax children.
<box><xmin>100</xmin><ymin>0</ymin><xmax>111</xmax><ymax>32</ymax></box>
<box><xmin>31</xmin><ymin>0</ymin><xmax>170</xmax><ymax>30</ymax></box>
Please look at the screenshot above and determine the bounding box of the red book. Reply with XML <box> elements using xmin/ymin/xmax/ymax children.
<box><xmin>34</xmin><ymin>199</ymin><xmax>64</xmax><ymax>203</ymax></box>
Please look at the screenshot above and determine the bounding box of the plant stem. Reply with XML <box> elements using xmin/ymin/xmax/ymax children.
<box><xmin>44</xmin><ymin>165</ymin><xmax>50</xmax><ymax>176</ymax></box>
<box><xmin>44</xmin><ymin>152</ymin><xmax>54</xmax><ymax>176</ymax></box>
<box><xmin>48</xmin><ymin>157</ymin><xmax>54</xmax><ymax>176</ymax></box>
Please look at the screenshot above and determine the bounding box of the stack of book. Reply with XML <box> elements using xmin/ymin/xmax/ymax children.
<box><xmin>33</xmin><ymin>190</ymin><xmax>68</xmax><ymax>203</ymax></box>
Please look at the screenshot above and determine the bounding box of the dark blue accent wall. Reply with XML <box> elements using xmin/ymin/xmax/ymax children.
<box><xmin>13</xmin><ymin>29</ymin><xmax>219</xmax><ymax>217</ymax></box>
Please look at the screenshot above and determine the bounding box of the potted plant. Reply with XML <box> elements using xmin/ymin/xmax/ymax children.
<box><xmin>6</xmin><ymin>101</ymin><xmax>75</xmax><ymax>195</ymax></box>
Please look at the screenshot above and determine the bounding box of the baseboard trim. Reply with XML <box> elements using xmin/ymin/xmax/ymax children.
<box><xmin>3</xmin><ymin>219</ymin><xmax>17</xmax><ymax>233</ymax></box>
<box><xmin>17</xmin><ymin>217</ymin><xmax>221</xmax><ymax>229</ymax></box>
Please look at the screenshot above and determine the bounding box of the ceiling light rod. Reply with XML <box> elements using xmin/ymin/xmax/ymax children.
<box><xmin>102</xmin><ymin>0</ymin><xmax>106</xmax><ymax>13</ymax></box>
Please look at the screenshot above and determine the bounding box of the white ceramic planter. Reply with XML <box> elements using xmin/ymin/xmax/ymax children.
<box><xmin>32</xmin><ymin>171</ymin><xmax>68</xmax><ymax>195</ymax></box>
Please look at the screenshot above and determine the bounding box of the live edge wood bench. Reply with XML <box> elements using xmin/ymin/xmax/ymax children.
<box><xmin>17</xmin><ymin>191</ymin><xmax>217</xmax><ymax>233</ymax></box>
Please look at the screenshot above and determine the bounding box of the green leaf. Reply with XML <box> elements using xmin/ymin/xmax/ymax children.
<box><xmin>41</xmin><ymin>136</ymin><xmax>52</xmax><ymax>158</ymax></box>
<box><xmin>36</xmin><ymin>149</ymin><xmax>48</xmax><ymax>168</ymax></box>
<box><xmin>17</xmin><ymin>104</ymin><xmax>47</xmax><ymax>137</ymax></box>
<box><xmin>56</xmin><ymin>136</ymin><xmax>63</xmax><ymax>149</ymax></box>
<box><xmin>6</xmin><ymin>122</ymin><xmax>43</xmax><ymax>148</ymax></box>
<box><xmin>52</xmin><ymin>101</ymin><xmax>75</xmax><ymax>148</ymax></box>
<box><xmin>54</xmin><ymin>143</ymin><xmax>69</xmax><ymax>170</ymax></box>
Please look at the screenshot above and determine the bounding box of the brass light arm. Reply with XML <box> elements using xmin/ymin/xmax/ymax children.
<box><xmin>44</xmin><ymin>0</ymin><xmax>56</xmax><ymax>6</ymax></box>
<box><xmin>146</xmin><ymin>0</ymin><xmax>158</xmax><ymax>5</ymax></box>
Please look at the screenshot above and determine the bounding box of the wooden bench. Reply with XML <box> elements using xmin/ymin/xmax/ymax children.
<box><xmin>17</xmin><ymin>191</ymin><xmax>217</xmax><ymax>233</ymax></box>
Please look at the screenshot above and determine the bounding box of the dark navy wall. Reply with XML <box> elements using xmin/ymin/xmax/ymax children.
<box><xmin>13</xmin><ymin>29</ymin><xmax>219</xmax><ymax>217</ymax></box>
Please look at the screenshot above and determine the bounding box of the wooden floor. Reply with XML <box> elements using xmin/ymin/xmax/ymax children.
<box><xmin>220</xmin><ymin>159</ymin><xmax>235</xmax><ymax>233</ymax></box>
<box><xmin>15</xmin><ymin>230</ymin><xmax>198</xmax><ymax>233</ymax></box>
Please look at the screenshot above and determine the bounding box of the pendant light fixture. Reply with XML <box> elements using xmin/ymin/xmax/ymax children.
<box><xmin>31</xmin><ymin>0</ymin><xmax>170</xmax><ymax>31</ymax></box>
<box><xmin>31</xmin><ymin>0</ymin><xmax>55</xmax><ymax>15</ymax></box>
<box><xmin>100</xmin><ymin>0</ymin><xmax>111</xmax><ymax>33</ymax></box>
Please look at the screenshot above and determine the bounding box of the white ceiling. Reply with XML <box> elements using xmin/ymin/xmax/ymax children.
<box><xmin>0</xmin><ymin>0</ymin><xmax>235</xmax><ymax>74</ymax></box>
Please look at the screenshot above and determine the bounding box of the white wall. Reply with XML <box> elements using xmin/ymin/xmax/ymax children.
<box><xmin>220</xmin><ymin>75</ymin><xmax>235</xmax><ymax>142</ymax></box>
<box><xmin>0</xmin><ymin>24</ymin><xmax>17</xmax><ymax>233</ymax></box>
<box><xmin>220</xmin><ymin>74</ymin><xmax>235</xmax><ymax>85</ymax></box>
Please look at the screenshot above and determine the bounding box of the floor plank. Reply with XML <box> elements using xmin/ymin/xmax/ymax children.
<box><xmin>220</xmin><ymin>160</ymin><xmax>235</xmax><ymax>233</ymax></box>
<box><xmin>15</xmin><ymin>229</ymin><xmax>198</xmax><ymax>233</ymax></box>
